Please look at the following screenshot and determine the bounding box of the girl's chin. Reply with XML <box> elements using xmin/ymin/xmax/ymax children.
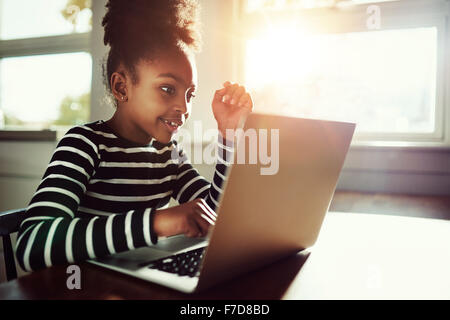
<box><xmin>155</xmin><ymin>118</ymin><xmax>178</xmax><ymax>144</ymax></box>
<box><xmin>153</xmin><ymin>131</ymin><xmax>174</xmax><ymax>144</ymax></box>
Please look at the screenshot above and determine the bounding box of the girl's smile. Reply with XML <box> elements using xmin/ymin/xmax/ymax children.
<box><xmin>159</xmin><ymin>116</ymin><xmax>184</xmax><ymax>134</ymax></box>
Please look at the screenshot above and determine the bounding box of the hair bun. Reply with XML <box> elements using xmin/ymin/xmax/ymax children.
<box><xmin>102</xmin><ymin>0</ymin><xmax>201</xmax><ymax>51</ymax></box>
<box><xmin>101</xmin><ymin>0</ymin><xmax>202</xmax><ymax>106</ymax></box>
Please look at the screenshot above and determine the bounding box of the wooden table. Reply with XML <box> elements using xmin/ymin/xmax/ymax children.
<box><xmin>1</xmin><ymin>212</ymin><xmax>450</xmax><ymax>300</ymax></box>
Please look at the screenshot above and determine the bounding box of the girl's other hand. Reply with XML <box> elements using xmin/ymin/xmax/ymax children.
<box><xmin>212</xmin><ymin>81</ymin><xmax>253</xmax><ymax>137</ymax></box>
<box><xmin>152</xmin><ymin>199</ymin><xmax>217</xmax><ymax>238</ymax></box>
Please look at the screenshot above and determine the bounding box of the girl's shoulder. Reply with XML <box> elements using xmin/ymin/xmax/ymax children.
<box><xmin>63</xmin><ymin>120</ymin><xmax>114</xmax><ymax>138</ymax></box>
<box><xmin>59</xmin><ymin>120</ymin><xmax>118</xmax><ymax>150</ymax></box>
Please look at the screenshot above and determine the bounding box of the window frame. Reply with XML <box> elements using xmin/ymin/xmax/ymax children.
<box><xmin>235</xmin><ymin>0</ymin><xmax>450</xmax><ymax>147</ymax></box>
<box><xmin>0</xmin><ymin>33</ymin><xmax>90</xmax><ymax>58</ymax></box>
<box><xmin>0</xmin><ymin>0</ymin><xmax>94</xmax><ymax>139</ymax></box>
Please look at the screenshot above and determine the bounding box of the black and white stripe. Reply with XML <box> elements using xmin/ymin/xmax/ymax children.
<box><xmin>15</xmin><ymin>120</ymin><xmax>233</xmax><ymax>272</ymax></box>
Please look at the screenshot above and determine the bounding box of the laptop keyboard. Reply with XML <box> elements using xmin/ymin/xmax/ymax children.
<box><xmin>147</xmin><ymin>247</ymin><xmax>205</xmax><ymax>277</ymax></box>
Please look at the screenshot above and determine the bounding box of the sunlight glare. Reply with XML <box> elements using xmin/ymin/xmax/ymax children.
<box><xmin>245</xmin><ymin>24</ymin><xmax>316</xmax><ymax>89</ymax></box>
<box><xmin>244</xmin><ymin>25</ymin><xmax>437</xmax><ymax>134</ymax></box>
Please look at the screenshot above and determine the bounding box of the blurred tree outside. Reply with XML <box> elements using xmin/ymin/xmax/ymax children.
<box><xmin>57</xmin><ymin>0</ymin><xmax>92</xmax><ymax>126</ymax></box>
<box><xmin>3</xmin><ymin>113</ymin><xmax>25</xmax><ymax>126</ymax></box>
<box><xmin>53</xmin><ymin>92</ymin><xmax>90</xmax><ymax>126</ymax></box>
<box><xmin>61</xmin><ymin>0</ymin><xmax>92</xmax><ymax>32</ymax></box>
<box><xmin>0</xmin><ymin>1</ymin><xmax>92</xmax><ymax>129</ymax></box>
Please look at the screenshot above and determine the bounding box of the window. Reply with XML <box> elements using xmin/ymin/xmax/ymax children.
<box><xmin>245</xmin><ymin>27</ymin><xmax>437</xmax><ymax>134</ymax></box>
<box><xmin>0</xmin><ymin>0</ymin><xmax>92</xmax><ymax>130</ymax></box>
<box><xmin>0</xmin><ymin>0</ymin><xmax>92</xmax><ymax>40</ymax></box>
<box><xmin>239</xmin><ymin>0</ymin><xmax>449</xmax><ymax>144</ymax></box>
<box><xmin>0</xmin><ymin>53</ymin><xmax>92</xmax><ymax>129</ymax></box>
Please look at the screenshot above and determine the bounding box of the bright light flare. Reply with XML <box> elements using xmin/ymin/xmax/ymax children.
<box><xmin>244</xmin><ymin>24</ymin><xmax>437</xmax><ymax>134</ymax></box>
<box><xmin>245</xmin><ymin>24</ymin><xmax>318</xmax><ymax>89</ymax></box>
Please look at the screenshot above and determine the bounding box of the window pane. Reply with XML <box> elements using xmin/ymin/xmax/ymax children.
<box><xmin>0</xmin><ymin>0</ymin><xmax>92</xmax><ymax>40</ymax></box>
<box><xmin>245</xmin><ymin>27</ymin><xmax>437</xmax><ymax>133</ymax></box>
<box><xmin>0</xmin><ymin>52</ymin><xmax>92</xmax><ymax>128</ymax></box>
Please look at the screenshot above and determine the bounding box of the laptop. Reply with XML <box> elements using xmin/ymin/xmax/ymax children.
<box><xmin>88</xmin><ymin>113</ymin><xmax>356</xmax><ymax>293</ymax></box>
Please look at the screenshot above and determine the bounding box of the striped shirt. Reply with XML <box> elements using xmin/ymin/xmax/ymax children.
<box><xmin>15</xmin><ymin>120</ymin><xmax>233</xmax><ymax>272</ymax></box>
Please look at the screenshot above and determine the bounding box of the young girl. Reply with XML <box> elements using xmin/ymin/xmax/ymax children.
<box><xmin>15</xmin><ymin>0</ymin><xmax>252</xmax><ymax>272</ymax></box>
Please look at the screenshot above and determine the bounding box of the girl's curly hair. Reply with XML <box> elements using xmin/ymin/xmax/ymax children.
<box><xmin>101</xmin><ymin>0</ymin><xmax>201</xmax><ymax>102</ymax></box>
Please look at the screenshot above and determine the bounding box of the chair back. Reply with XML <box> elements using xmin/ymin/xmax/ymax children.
<box><xmin>0</xmin><ymin>209</ymin><xmax>26</xmax><ymax>281</ymax></box>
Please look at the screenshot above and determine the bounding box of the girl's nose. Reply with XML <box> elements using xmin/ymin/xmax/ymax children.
<box><xmin>174</xmin><ymin>99</ymin><xmax>190</xmax><ymax>115</ymax></box>
<box><xmin>174</xmin><ymin>105</ymin><xmax>187</xmax><ymax>116</ymax></box>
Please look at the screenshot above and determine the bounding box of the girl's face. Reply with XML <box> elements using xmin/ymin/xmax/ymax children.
<box><xmin>118</xmin><ymin>48</ymin><xmax>197</xmax><ymax>145</ymax></box>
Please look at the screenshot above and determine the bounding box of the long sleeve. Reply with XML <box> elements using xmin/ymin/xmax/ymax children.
<box><xmin>14</xmin><ymin>126</ymin><xmax>158</xmax><ymax>272</ymax></box>
<box><xmin>171</xmin><ymin>133</ymin><xmax>234</xmax><ymax>211</ymax></box>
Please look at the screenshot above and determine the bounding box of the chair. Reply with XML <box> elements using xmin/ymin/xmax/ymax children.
<box><xmin>0</xmin><ymin>208</ymin><xmax>26</xmax><ymax>281</ymax></box>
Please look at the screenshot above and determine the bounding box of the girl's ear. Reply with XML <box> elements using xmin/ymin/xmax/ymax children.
<box><xmin>111</xmin><ymin>71</ymin><xmax>128</xmax><ymax>102</ymax></box>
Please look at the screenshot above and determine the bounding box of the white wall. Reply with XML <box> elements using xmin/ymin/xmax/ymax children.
<box><xmin>339</xmin><ymin>146</ymin><xmax>450</xmax><ymax>195</ymax></box>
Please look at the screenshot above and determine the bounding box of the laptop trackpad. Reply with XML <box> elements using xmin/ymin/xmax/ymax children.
<box><xmin>93</xmin><ymin>235</ymin><xmax>207</xmax><ymax>270</ymax></box>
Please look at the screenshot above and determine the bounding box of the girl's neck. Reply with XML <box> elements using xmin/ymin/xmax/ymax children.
<box><xmin>106</xmin><ymin>109</ymin><xmax>152</xmax><ymax>146</ymax></box>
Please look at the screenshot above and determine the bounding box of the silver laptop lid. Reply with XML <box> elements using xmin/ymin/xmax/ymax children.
<box><xmin>197</xmin><ymin>113</ymin><xmax>355</xmax><ymax>290</ymax></box>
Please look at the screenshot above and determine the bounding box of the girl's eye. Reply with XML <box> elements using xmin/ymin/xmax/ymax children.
<box><xmin>161</xmin><ymin>86</ymin><xmax>175</xmax><ymax>95</ymax></box>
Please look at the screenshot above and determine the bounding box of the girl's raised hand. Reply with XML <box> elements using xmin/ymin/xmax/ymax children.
<box><xmin>212</xmin><ymin>81</ymin><xmax>253</xmax><ymax>137</ymax></box>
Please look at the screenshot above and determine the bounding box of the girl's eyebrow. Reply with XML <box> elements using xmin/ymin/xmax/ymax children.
<box><xmin>157</xmin><ymin>72</ymin><xmax>196</xmax><ymax>89</ymax></box>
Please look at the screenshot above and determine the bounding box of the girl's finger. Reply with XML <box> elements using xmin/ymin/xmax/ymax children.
<box><xmin>222</xmin><ymin>83</ymin><xmax>239</xmax><ymax>103</ymax></box>
<box><xmin>245</xmin><ymin>99</ymin><xmax>253</xmax><ymax>110</ymax></box>
<box><xmin>230</xmin><ymin>86</ymin><xmax>245</xmax><ymax>105</ymax></box>
<box><xmin>194</xmin><ymin>208</ymin><xmax>212</xmax><ymax>235</ymax></box>
<box><xmin>214</xmin><ymin>87</ymin><xmax>228</xmax><ymax>102</ymax></box>
<box><xmin>217</xmin><ymin>86</ymin><xmax>228</xmax><ymax>95</ymax></box>
<box><xmin>237</xmin><ymin>92</ymin><xmax>251</xmax><ymax>108</ymax></box>
<box><xmin>186</xmin><ymin>218</ymin><xmax>201</xmax><ymax>238</ymax></box>
<box><xmin>223</xmin><ymin>81</ymin><xmax>232</xmax><ymax>87</ymax></box>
